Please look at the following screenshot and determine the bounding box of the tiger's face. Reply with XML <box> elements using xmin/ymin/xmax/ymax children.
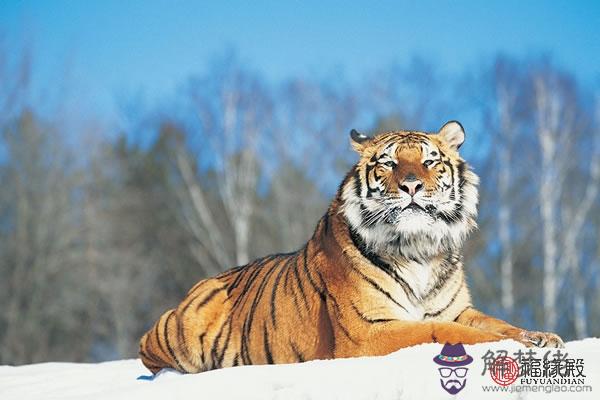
<box><xmin>341</xmin><ymin>121</ymin><xmax>479</xmax><ymax>259</ymax></box>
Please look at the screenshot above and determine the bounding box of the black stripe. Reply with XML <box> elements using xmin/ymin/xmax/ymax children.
<box><xmin>283</xmin><ymin>260</ymin><xmax>291</xmax><ymax>295</ymax></box>
<box><xmin>210</xmin><ymin>318</ymin><xmax>229</xmax><ymax>369</ymax></box>
<box><xmin>442</xmin><ymin>159</ymin><xmax>457</xmax><ymax>210</ymax></box>
<box><xmin>424</xmin><ymin>282</ymin><xmax>464</xmax><ymax>318</ymax></box>
<box><xmin>190</xmin><ymin>287</ymin><xmax>225</xmax><ymax>312</ymax></box>
<box><xmin>154</xmin><ymin>316</ymin><xmax>166</xmax><ymax>355</ymax></box>
<box><xmin>327</xmin><ymin>294</ymin><xmax>357</xmax><ymax>344</ymax></box>
<box><xmin>231</xmin><ymin>267</ymin><xmax>263</xmax><ymax>310</ymax></box>
<box><xmin>349</xmin><ymin>228</ymin><xmax>417</xmax><ymax>300</ymax></box>
<box><xmin>360</xmin><ymin>204</ymin><xmax>385</xmax><ymax>228</ymax></box>
<box><xmin>285</xmin><ymin>257</ymin><xmax>302</xmax><ymax>315</ymax></box>
<box><xmin>353</xmin><ymin>167</ymin><xmax>362</xmax><ymax>197</ymax></box>
<box><xmin>247</xmin><ymin>259</ymin><xmax>282</xmax><ymax>325</ymax></box>
<box><xmin>457</xmin><ymin>160</ymin><xmax>466</xmax><ymax>191</ymax></box>
<box><xmin>263</xmin><ymin>325</ymin><xmax>274</xmax><ymax>364</ymax></box>
<box><xmin>163</xmin><ymin>311</ymin><xmax>185</xmax><ymax>371</ymax></box>
<box><xmin>186</xmin><ymin>279</ymin><xmax>209</xmax><ymax>296</ymax></box>
<box><xmin>377</xmin><ymin>262</ymin><xmax>417</xmax><ymax>299</ymax></box>
<box><xmin>290</xmin><ymin>342</ymin><xmax>305</xmax><ymax>362</ymax></box>
<box><xmin>347</xmin><ymin>263</ymin><xmax>408</xmax><ymax>312</ymax></box>
<box><xmin>301</xmin><ymin>246</ymin><xmax>323</xmax><ymax>295</ymax></box>
<box><xmin>241</xmin><ymin>258</ymin><xmax>284</xmax><ymax>363</ymax></box>
<box><xmin>365</xmin><ymin>163</ymin><xmax>379</xmax><ymax>198</ymax></box>
<box><xmin>139</xmin><ymin>349</ymin><xmax>166</xmax><ymax>368</ymax></box>
<box><xmin>217</xmin><ymin>319</ymin><xmax>232</xmax><ymax>367</ymax></box>
<box><xmin>293</xmin><ymin>254</ymin><xmax>309</xmax><ymax>310</ymax></box>
<box><xmin>422</xmin><ymin>255</ymin><xmax>459</xmax><ymax>300</ymax></box>
<box><xmin>139</xmin><ymin>357</ymin><xmax>163</xmax><ymax>369</ymax></box>
<box><xmin>322</xmin><ymin>212</ymin><xmax>330</xmax><ymax>233</ymax></box>
<box><xmin>175</xmin><ymin>313</ymin><xmax>192</xmax><ymax>365</ymax></box>
<box><xmin>437</xmin><ymin>159</ymin><xmax>468</xmax><ymax>225</ymax></box>
<box><xmin>453</xmin><ymin>306</ymin><xmax>473</xmax><ymax>322</ymax></box>
<box><xmin>350</xmin><ymin>303</ymin><xmax>394</xmax><ymax>324</ymax></box>
<box><xmin>241</xmin><ymin>333</ymin><xmax>251</xmax><ymax>365</ymax></box>
<box><xmin>270</xmin><ymin>256</ymin><xmax>293</xmax><ymax>327</ymax></box>
<box><xmin>198</xmin><ymin>332</ymin><xmax>206</xmax><ymax>364</ymax></box>
<box><xmin>437</xmin><ymin>206</ymin><xmax>463</xmax><ymax>224</ymax></box>
<box><xmin>218</xmin><ymin>265</ymin><xmax>245</xmax><ymax>277</ymax></box>
<box><xmin>289</xmin><ymin>279</ymin><xmax>303</xmax><ymax>317</ymax></box>
<box><xmin>231</xmin><ymin>256</ymin><xmax>274</xmax><ymax>309</ymax></box>
<box><xmin>316</xmin><ymin>271</ymin><xmax>328</xmax><ymax>295</ymax></box>
<box><xmin>227</xmin><ymin>264</ymin><xmax>253</xmax><ymax>293</ymax></box>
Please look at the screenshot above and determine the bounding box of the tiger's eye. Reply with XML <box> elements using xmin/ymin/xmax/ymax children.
<box><xmin>383</xmin><ymin>161</ymin><xmax>395</xmax><ymax>168</ymax></box>
<box><xmin>423</xmin><ymin>160</ymin><xmax>434</xmax><ymax>167</ymax></box>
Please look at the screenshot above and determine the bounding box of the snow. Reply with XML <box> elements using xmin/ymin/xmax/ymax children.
<box><xmin>1</xmin><ymin>339</ymin><xmax>598</xmax><ymax>400</ymax></box>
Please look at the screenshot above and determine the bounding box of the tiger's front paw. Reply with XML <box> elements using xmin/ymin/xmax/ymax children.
<box><xmin>517</xmin><ymin>330</ymin><xmax>565</xmax><ymax>348</ymax></box>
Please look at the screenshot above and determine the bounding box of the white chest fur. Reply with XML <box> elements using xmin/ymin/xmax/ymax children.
<box><xmin>381</xmin><ymin>259</ymin><xmax>437</xmax><ymax>321</ymax></box>
<box><xmin>398</xmin><ymin>260</ymin><xmax>434</xmax><ymax>300</ymax></box>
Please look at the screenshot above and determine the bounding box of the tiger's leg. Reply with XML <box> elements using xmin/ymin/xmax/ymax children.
<box><xmin>336</xmin><ymin>320</ymin><xmax>505</xmax><ymax>358</ymax></box>
<box><xmin>455</xmin><ymin>307</ymin><xmax>564</xmax><ymax>348</ymax></box>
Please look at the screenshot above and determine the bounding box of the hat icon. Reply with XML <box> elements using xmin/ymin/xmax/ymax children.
<box><xmin>433</xmin><ymin>343</ymin><xmax>473</xmax><ymax>367</ymax></box>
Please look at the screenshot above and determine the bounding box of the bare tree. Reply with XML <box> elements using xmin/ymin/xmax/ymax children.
<box><xmin>0</xmin><ymin>111</ymin><xmax>91</xmax><ymax>364</ymax></box>
<box><xmin>555</xmin><ymin>97</ymin><xmax>600</xmax><ymax>338</ymax></box>
<box><xmin>171</xmin><ymin>58</ymin><xmax>272</xmax><ymax>271</ymax></box>
<box><xmin>0</xmin><ymin>41</ymin><xmax>31</xmax><ymax>125</ymax></box>
<box><xmin>173</xmin><ymin>140</ymin><xmax>235</xmax><ymax>274</ymax></box>
<box><xmin>530</xmin><ymin>64</ymin><xmax>599</xmax><ymax>334</ymax></box>
<box><xmin>493</xmin><ymin>60</ymin><xmax>519</xmax><ymax>317</ymax></box>
<box><xmin>533</xmin><ymin>69</ymin><xmax>569</xmax><ymax>332</ymax></box>
<box><xmin>276</xmin><ymin>78</ymin><xmax>360</xmax><ymax>192</ymax></box>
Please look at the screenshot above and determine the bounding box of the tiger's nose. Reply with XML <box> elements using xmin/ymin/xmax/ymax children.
<box><xmin>399</xmin><ymin>178</ymin><xmax>423</xmax><ymax>196</ymax></box>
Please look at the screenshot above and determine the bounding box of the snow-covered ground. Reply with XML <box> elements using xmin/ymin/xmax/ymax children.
<box><xmin>1</xmin><ymin>339</ymin><xmax>598</xmax><ymax>400</ymax></box>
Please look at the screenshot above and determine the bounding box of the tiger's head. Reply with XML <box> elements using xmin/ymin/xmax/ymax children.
<box><xmin>340</xmin><ymin>121</ymin><xmax>479</xmax><ymax>260</ymax></box>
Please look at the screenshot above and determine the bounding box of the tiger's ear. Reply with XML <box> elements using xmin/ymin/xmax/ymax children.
<box><xmin>438</xmin><ymin>121</ymin><xmax>465</xmax><ymax>150</ymax></box>
<box><xmin>349</xmin><ymin>129</ymin><xmax>371</xmax><ymax>152</ymax></box>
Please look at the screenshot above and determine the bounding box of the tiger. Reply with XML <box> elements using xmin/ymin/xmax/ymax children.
<box><xmin>139</xmin><ymin>121</ymin><xmax>564</xmax><ymax>374</ymax></box>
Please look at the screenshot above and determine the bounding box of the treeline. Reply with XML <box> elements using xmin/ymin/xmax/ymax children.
<box><xmin>0</xmin><ymin>53</ymin><xmax>598</xmax><ymax>364</ymax></box>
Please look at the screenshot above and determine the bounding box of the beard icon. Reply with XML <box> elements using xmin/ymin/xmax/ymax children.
<box><xmin>440</xmin><ymin>377</ymin><xmax>467</xmax><ymax>395</ymax></box>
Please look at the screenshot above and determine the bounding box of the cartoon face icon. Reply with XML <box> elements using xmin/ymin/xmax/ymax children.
<box><xmin>433</xmin><ymin>343</ymin><xmax>473</xmax><ymax>395</ymax></box>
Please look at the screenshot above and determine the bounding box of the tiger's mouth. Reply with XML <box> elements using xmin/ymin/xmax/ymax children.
<box><xmin>403</xmin><ymin>202</ymin><xmax>426</xmax><ymax>212</ymax></box>
<box><xmin>382</xmin><ymin>202</ymin><xmax>438</xmax><ymax>224</ymax></box>
<box><xmin>401</xmin><ymin>201</ymin><xmax>438</xmax><ymax>214</ymax></box>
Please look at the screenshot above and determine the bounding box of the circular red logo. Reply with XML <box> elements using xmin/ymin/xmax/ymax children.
<box><xmin>490</xmin><ymin>356</ymin><xmax>519</xmax><ymax>386</ymax></box>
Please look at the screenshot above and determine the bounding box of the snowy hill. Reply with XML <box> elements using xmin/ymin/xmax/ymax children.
<box><xmin>1</xmin><ymin>339</ymin><xmax>598</xmax><ymax>400</ymax></box>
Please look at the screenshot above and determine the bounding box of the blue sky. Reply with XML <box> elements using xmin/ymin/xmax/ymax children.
<box><xmin>1</xmin><ymin>0</ymin><xmax>599</xmax><ymax>124</ymax></box>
